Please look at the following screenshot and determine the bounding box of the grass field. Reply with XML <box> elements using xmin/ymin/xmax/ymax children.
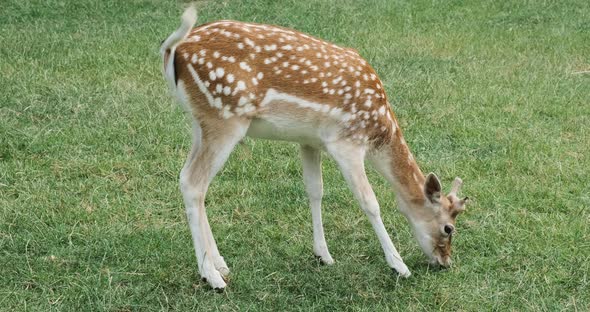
<box><xmin>1</xmin><ymin>0</ymin><xmax>589</xmax><ymax>310</ymax></box>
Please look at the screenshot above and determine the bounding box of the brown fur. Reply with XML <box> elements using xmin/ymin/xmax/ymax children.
<box><xmin>173</xmin><ymin>20</ymin><xmax>396</xmax><ymax>147</ymax></box>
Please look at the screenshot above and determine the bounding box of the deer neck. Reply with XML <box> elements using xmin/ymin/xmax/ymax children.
<box><xmin>370</xmin><ymin>130</ymin><xmax>427</xmax><ymax>220</ymax></box>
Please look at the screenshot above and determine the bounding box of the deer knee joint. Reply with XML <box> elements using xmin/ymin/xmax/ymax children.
<box><xmin>362</xmin><ymin>203</ymin><xmax>381</xmax><ymax>218</ymax></box>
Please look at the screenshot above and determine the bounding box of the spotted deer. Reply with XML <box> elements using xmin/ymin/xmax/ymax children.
<box><xmin>160</xmin><ymin>7</ymin><xmax>468</xmax><ymax>290</ymax></box>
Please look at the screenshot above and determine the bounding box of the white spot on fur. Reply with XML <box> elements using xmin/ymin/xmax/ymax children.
<box><xmin>222</xmin><ymin>106</ymin><xmax>234</xmax><ymax>119</ymax></box>
<box><xmin>238</xmin><ymin>97</ymin><xmax>249</xmax><ymax>106</ymax></box>
<box><xmin>215</xmin><ymin>68</ymin><xmax>225</xmax><ymax>78</ymax></box>
<box><xmin>238</xmin><ymin>103</ymin><xmax>255</xmax><ymax>115</ymax></box>
<box><xmin>264</xmin><ymin>44</ymin><xmax>277</xmax><ymax>51</ymax></box>
<box><xmin>239</xmin><ymin>62</ymin><xmax>252</xmax><ymax>72</ymax></box>
<box><xmin>244</xmin><ymin>38</ymin><xmax>255</xmax><ymax>47</ymax></box>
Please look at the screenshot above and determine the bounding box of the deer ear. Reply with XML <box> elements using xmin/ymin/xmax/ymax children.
<box><xmin>424</xmin><ymin>173</ymin><xmax>442</xmax><ymax>203</ymax></box>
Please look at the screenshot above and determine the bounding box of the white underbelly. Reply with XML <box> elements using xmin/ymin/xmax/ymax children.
<box><xmin>246</xmin><ymin>117</ymin><xmax>326</xmax><ymax>147</ymax></box>
<box><xmin>244</xmin><ymin>93</ymin><xmax>345</xmax><ymax>147</ymax></box>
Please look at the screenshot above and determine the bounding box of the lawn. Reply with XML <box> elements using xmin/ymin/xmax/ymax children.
<box><xmin>1</xmin><ymin>0</ymin><xmax>589</xmax><ymax>310</ymax></box>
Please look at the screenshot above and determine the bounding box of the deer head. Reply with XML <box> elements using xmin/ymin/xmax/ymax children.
<box><xmin>411</xmin><ymin>173</ymin><xmax>468</xmax><ymax>267</ymax></box>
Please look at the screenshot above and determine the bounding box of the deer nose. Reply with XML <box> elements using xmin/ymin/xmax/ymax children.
<box><xmin>444</xmin><ymin>224</ymin><xmax>454</xmax><ymax>235</ymax></box>
<box><xmin>438</xmin><ymin>256</ymin><xmax>452</xmax><ymax>267</ymax></box>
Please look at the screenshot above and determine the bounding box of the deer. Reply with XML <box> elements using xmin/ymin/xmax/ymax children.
<box><xmin>160</xmin><ymin>7</ymin><xmax>468</xmax><ymax>290</ymax></box>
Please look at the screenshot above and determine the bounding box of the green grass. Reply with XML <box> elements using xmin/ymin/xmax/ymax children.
<box><xmin>1</xmin><ymin>0</ymin><xmax>589</xmax><ymax>310</ymax></box>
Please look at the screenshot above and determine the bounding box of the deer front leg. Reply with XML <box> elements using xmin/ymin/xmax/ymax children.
<box><xmin>300</xmin><ymin>145</ymin><xmax>334</xmax><ymax>265</ymax></box>
<box><xmin>325</xmin><ymin>142</ymin><xmax>411</xmax><ymax>277</ymax></box>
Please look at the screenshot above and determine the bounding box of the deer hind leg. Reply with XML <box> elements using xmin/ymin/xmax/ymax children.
<box><xmin>300</xmin><ymin>145</ymin><xmax>334</xmax><ymax>265</ymax></box>
<box><xmin>179</xmin><ymin>116</ymin><xmax>249</xmax><ymax>290</ymax></box>
<box><xmin>325</xmin><ymin>142</ymin><xmax>411</xmax><ymax>277</ymax></box>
